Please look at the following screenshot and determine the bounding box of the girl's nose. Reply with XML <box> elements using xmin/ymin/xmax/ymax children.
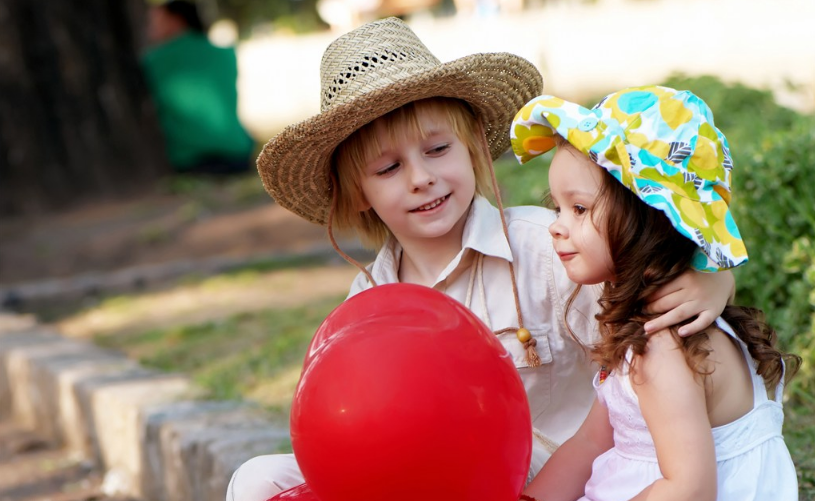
<box><xmin>549</xmin><ymin>217</ymin><xmax>567</xmax><ymax>239</ymax></box>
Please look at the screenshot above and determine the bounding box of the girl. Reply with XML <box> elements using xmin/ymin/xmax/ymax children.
<box><xmin>512</xmin><ymin>85</ymin><xmax>800</xmax><ymax>501</ymax></box>
<box><xmin>227</xmin><ymin>20</ymin><xmax>735</xmax><ymax>501</ymax></box>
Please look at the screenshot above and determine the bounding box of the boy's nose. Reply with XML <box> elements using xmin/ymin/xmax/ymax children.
<box><xmin>408</xmin><ymin>161</ymin><xmax>436</xmax><ymax>192</ymax></box>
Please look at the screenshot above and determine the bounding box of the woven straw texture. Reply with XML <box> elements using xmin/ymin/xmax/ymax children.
<box><xmin>257</xmin><ymin>17</ymin><xmax>543</xmax><ymax>226</ymax></box>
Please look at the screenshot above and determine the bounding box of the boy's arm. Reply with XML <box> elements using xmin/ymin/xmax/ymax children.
<box><xmin>523</xmin><ymin>398</ymin><xmax>613</xmax><ymax>501</ymax></box>
<box><xmin>643</xmin><ymin>269</ymin><xmax>735</xmax><ymax>336</ymax></box>
<box><xmin>628</xmin><ymin>330</ymin><xmax>717</xmax><ymax>501</ymax></box>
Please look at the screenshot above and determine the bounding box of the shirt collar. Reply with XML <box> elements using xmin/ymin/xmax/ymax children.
<box><xmin>367</xmin><ymin>196</ymin><xmax>513</xmax><ymax>287</ymax></box>
<box><xmin>462</xmin><ymin>195</ymin><xmax>514</xmax><ymax>262</ymax></box>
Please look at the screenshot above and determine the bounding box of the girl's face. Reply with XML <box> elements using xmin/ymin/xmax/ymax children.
<box><xmin>357</xmin><ymin>106</ymin><xmax>477</xmax><ymax>251</ymax></box>
<box><xmin>548</xmin><ymin>146</ymin><xmax>614</xmax><ymax>285</ymax></box>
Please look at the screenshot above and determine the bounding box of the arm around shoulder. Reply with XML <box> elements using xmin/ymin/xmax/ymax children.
<box><xmin>644</xmin><ymin>269</ymin><xmax>735</xmax><ymax>336</ymax></box>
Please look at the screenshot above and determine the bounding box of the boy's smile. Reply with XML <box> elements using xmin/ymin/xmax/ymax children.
<box><xmin>410</xmin><ymin>194</ymin><xmax>450</xmax><ymax>212</ymax></box>
<box><xmin>358</xmin><ymin>106</ymin><xmax>476</xmax><ymax>253</ymax></box>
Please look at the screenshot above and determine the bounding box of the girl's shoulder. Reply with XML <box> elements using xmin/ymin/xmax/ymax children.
<box><xmin>632</xmin><ymin>328</ymin><xmax>699</xmax><ymax>385</ymax></box>
<box><xmin>642</xmin><ymin>324</ymin><xmax>742</xmax><ymax>374</ymax></box>
<box><xmin>638</xmin><ymin>328</ymin><xmax>685</xmax><ymax>363</ymax></box>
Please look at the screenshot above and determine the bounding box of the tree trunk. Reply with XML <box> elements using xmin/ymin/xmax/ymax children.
<box><xmin>0</xmin><ymin>0</ymin><xmax>170</xmax><ymax>216</ymax></box>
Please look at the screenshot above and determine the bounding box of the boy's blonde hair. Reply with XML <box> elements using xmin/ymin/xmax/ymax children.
<box><xmin>331</xmin><ymin>97</ymin><xmax>495</xmax><ymax>248</ymax></box>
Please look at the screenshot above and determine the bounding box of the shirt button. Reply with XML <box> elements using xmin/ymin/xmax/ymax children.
<box><xmin>578</xmin><ymin>116</ymin><xmax>598</xmax><ymax>132</ymax></box>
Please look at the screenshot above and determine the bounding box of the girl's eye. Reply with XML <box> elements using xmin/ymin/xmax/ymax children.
<box><xmin>573</xmin><ymin>204</ymin><xmax>587</xmax><ymax>215</ymax></box>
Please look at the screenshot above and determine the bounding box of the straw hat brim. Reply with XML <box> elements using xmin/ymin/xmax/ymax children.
<box><xmin>257</xmin><ymin>52</ymin><xmax>543</xmax><ymax>226</ymax></box>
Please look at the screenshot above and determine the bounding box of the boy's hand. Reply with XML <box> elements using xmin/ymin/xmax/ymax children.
<box><xmin>643</xmin><ymin>270</ymin><xmax>735</xmax><ymax>337</ymax></box>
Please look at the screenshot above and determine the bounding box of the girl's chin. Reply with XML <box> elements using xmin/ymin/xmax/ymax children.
<box><xmin>565</xmin><ymin>271</ymin><xmax>604</xmax><ymax>287</ymax></box>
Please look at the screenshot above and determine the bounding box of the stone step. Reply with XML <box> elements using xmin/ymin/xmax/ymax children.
<box><xmin>0</xmin><ymin>312</ymin><xmax>289</xmax><ymax>501</ymax></box>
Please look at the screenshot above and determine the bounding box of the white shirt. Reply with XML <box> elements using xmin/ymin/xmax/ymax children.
<box><xmin>348</xmin><ymin>196</ymin><xmax>601</xmax><ymax>461</ymax></box>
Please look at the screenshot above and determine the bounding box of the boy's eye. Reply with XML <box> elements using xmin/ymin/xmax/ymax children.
<box><xmin>427</xmin><ymin>143</ymin><xmax>450</xmax><ymax>155</ymax></box>
<box><xmin>376</xmin><ymin>163</ymin><xmax>399</xmax><ymax>176</ymax></box>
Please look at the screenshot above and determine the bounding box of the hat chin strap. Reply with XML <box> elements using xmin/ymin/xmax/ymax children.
<box><xmin>476</xmin><ymin>120</ymin><xmax>541</xmax><ymax>368</ymax></box>
<box><xmin>327</xmin><ymin>185</ymin><xmax>378</xmax><ymax>287</ymax></box>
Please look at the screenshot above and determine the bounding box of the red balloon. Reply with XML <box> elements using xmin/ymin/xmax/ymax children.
<box><xmin>268</xmin><ymin>483</ymin><xmax>319</xmax><ymax>501</ymax></box>
<box><xmin>291</xmin><ymin>283</ymin><xmax>531</xmax><ymax>501</ymax></box>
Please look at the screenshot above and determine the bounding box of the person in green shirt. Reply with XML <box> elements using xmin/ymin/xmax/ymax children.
<box><xmin>142</xmin><ymin>1</ymin><xmax>255</xmax><ymax>174</ymax></box>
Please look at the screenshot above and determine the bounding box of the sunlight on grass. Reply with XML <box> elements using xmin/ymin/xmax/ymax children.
<box><xmin>244</xmin><ymin>364</ymin><xmax>303</xmax><ymax>414</ymax></box>
<box><xmin>58</xmin><ymin>264</ymin><xmax>358</xmax><ymax>340</ymax></box>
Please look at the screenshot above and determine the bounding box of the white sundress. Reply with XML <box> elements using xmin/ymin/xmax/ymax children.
<box><xmin>580</xmin><ymin>318</ymin><xmax>798</xmax><ymax>501</ymax></box>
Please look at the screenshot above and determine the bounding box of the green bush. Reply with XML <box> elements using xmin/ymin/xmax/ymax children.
<box><xmin>729</xmin><ymin>120</ymin><xmax>815</xmax><ymax>403</ymax></box>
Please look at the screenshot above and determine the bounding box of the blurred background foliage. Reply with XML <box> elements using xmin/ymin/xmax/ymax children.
<box><xmin>204</xmin><ymin>0</ymin><xmax>327</xmax><ymax>36</ymax></box>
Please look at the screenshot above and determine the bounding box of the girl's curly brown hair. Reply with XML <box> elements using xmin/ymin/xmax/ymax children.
<box><xmin>561</xmin><ymin>143</ymin><xmax>799</xmax><ymax>389</ymax></box>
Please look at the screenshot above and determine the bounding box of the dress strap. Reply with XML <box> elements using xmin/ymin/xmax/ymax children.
<box><xmin>713</xmin><ymin>317</ymin><xmax>768</xmax><ymax>405</ymax></box>
<box><xmin>774</xmin><ymin>359</ymin><xmax>787</xmax><ymax>404</ymax></box>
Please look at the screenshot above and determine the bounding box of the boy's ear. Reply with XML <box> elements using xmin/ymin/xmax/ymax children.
<box><xmin>356</xmin><ymin>197</ymin><xmax>372</xmax><ymax>212</ymax></box>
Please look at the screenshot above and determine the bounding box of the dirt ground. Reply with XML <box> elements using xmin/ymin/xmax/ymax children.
<box><xmin>0</xmin><ymin>419</ymin><xmax>137</xmax><ymax>501</ymax></box>
<box><xmin>0</xmin><ymin>176</ymin><xmax>336</xmax><ymax>289</ymax></box>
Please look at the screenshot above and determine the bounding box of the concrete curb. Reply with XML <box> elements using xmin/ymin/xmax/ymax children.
<box><xmin>0</xmin><ymin>312</ymin><xmax>290</xmax><ymax>501</ymax></box>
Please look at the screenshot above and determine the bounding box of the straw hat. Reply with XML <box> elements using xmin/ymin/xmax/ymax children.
<box><xmin>257</xmin><ymin>17</ymin><xmax>543</xmax><ymax>226</ymax></box>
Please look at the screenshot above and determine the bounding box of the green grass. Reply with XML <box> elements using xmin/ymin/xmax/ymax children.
<box><xmin>787</xmin><ymin>409</ymin><xmax>815</xmax><ymax>499</ymax></box>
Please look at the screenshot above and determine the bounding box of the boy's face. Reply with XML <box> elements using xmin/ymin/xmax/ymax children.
<box><xmin>548</xmin><ymin>146</ymin><xmax>613</xmax><ymax>285</ymax></box>
<box><xmin>357</xmin><ymin>106</ymin><xmax>477</xmax><ymax>251</ymax></box>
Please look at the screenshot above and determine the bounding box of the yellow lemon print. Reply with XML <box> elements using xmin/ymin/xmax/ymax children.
<box><xmin>515</xmin><ymin>97</ymin><xmax>563</xmax><ymax>121</ymax></box>
<box><xmin>689</xmin><ymin>137</ymin><xmax>720</xmax><ymax>175</ymax></box>
<box><xmin>660</xmin><ymin>98</ymin><xmax>693</xmax><ymax>130</ymax></box>
<box><xmin>628</xmin><ymin>134</ymin><xmax>669</xmax><ymax>160</ymax></box>
<box><xmin>567</xmin><ymin>129</ymin><xmax>596</xmax><ymax>151</ymax></box>
<box><xmin>677</xmin><ymin>195</ymin><xmax>708</xmax><ymax>228</ymax></box>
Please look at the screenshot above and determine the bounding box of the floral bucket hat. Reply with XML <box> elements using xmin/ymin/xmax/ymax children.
<box><xmin>510</xmin><ymin>85</ymin><xmax>747</xmax><ymax>272</ymax></box>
